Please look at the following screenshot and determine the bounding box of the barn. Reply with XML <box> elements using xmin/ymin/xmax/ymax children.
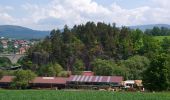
<box><xmin>0</xmin><ymin>76</ymin><xmax>67</xmax><ymax>89</ymax></box>
<box><xmin>0</xmin><ymin>76</ymin><xmax>13</xmax><ymax>88</ymax></box>
<box><xmin>67</xmin><ymin>75</ymin><xmax>123</xmax><ymax>89</ymax></box>
<box><xmin>29</xmin><ymin>77</ymin><xmax>67</xmax><ymax>89</ymax></box>
<box><xmin>0</xmin><ymin>75</ymin><xmax>124</xmax><ymax>90</ymax></box>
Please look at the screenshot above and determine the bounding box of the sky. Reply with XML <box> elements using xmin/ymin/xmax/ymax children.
<box><xmin>0</xmin><ymin>0</ymin><xmax>170</xmax><ymax>30</ymax></box>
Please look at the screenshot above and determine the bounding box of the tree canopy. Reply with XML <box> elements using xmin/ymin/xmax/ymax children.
<box><xmin>143</xmin><ymin>54</ymin><xmax>170</xmax><ymax>91</ymax></box>
<box><xmin>121</xmin><ymin>55</ymin><xmax>150</xmax><ymax>80</ymax></box>
<box><xmin>12</xmin><ymin>70</ymin><xmax>36</xmax><ymax>89</ymax></box>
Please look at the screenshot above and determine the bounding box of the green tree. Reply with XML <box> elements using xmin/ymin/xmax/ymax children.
<box><xmin>73</xmin><ymin>59</ymin><xmax>85</xmax><ymax>71</ymax></box>
<box><xmin>73</xmin><ymin>59</ymin><xmax>85</xmax><ymax>74</ymax></box>
<box><xmin>143</xmin><ymin>54</ymin><xmax>170</xmax><ymax>91</ymax></box>
<box><xmin>152</xmin><ymin>27</ymin><xmax>161</xmax><ymax>36</ymax></box>
<box><xmin>12</xmin><ymin>70</ymin><xmax>36</xmax><ymax>89</ymax></box>
<box><xmin>39</xmin><ymin>63</ymin><xmax>63</xmax><ymax>77</ymax></box>
<box><xmin>58</xmin><ymin>71</ymin><xmax>70</xmax><ymax>77</ymax></box>
<box><xmin>122</xmin><ymin>55</ymin><xmax>150</xmax><ymax>80</ymax></box>
<box><xmin>130</xmin><ymin>29</ymin><xmax>144</xmax><ymax>54</ymax></box>
<box><xmin>52</xmin><ymin>63</ymin><xmax>63</xmax><ymax>76</ymax></box>
<box><xmin>47</xmin><ymin>66</ymin><xmax>56</xmax><ymax>77</ymax></box>
<box><xmin>139</xmin><ymin>35</ymin><xmax>161</xmax><ymax>56</ymax></box>
<box><xmin>91</xmin><ymin>59</ymin><xmax>115</xmax><ymax>76</ymax></box>
<box><xmin>50</xmin><ymin>29</ymin><xmax>63</xmax><ymax>65</ymax></box>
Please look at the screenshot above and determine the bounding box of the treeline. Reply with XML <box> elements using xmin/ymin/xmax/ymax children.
<box><xmin>145</xmin><ymin>26</ymin><xmax>170</xmax><ymax>36</ymax></box>
<box><xmin>5</xmin><ymin>22</ymin><xmax>170</xmax><ymax>91</ymax></box>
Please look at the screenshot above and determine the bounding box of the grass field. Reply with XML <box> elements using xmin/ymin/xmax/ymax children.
<box><xmin>0</xmin><ymin>90</ymin><xmax>170</xmax><ymax>100</ymax></box>
<box><xmin>153</xmin><ymin>36</ymin><xmax>170</xmax><ymax>41</ymax></box>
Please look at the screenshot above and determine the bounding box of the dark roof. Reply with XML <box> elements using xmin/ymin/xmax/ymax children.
<box><xmin>67</xmin><ymin>75</ymin><xmax>123</xmax><ymax>83</ymax></box>
<box><xmin>0</xmin><ymin>76</ymin><xmax>13</xmax><ymax>83</ymax></box>
<box><xmin>30</xmin><ymin>77</ymin><xmax>67</xmax><ymax>84</ymax></box>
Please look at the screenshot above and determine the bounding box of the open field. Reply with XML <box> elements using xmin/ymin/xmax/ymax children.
<box><xmin>153</xmin><ymin>36</ymin><xmax>170</xmax><ymax>41</ymax></box>
<box><xmin>0</xmin><ymin>90</ymin><xmax>170</xmax><ymax>100</ymax></box>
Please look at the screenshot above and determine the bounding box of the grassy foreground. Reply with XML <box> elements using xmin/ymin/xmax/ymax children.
<box><xmin>0</xmin><ymin>90</ymin><xmax>170</xmax><ymax>100</ymax></box>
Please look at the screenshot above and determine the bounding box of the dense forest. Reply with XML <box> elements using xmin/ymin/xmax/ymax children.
<box><xmin>1</xmin><ymin>22</ymin><xmax>170</xmax><ymax>91</ymax></box>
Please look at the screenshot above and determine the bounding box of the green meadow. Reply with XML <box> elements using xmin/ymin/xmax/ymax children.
<box><xmin>153</xmin><ymin>36</ymin><xmax>170</xmax><ymax>41</ymax></box>
<box><xmin>0</xmin><ymin>90</ymin><xmax>170</xmax><ymax>100</ymax></box>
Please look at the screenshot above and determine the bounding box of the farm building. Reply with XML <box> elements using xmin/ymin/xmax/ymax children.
<box><xmin>0</xmin><ymin>76</ymin><xmax>13</xmax><ymax>88</ymax></box>
<box><xmin>67</xmin><ymin>75</ymin><xmax>123</xmax><ymax>89</ymax></box>
<box><xmin>30</xmin><ymin>77</ymin><xmax>67</xmax><ymax>89</ymax></box>
<box><xmin>123</xmin><ymin>80</ymin><xmax>143</xmax><ymax>88</ymax></box>
<box><xmin>122</xmin><ymin>80</ymin><xmax>144</xmax><ymax>91</ymax></box>
<box><xmin>0</xmin><ymin>76</ymin><xmax>67</xmax><ymax>89</ymax></box>
<box><xmin>0</xmin><ymin>75</ymin><xmax>124</xmax><ymax>90</ymax></box>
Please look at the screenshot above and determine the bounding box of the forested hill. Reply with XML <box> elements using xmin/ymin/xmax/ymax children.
<box><xmin>27</xmin><ymin>22</ymin><xmax>170</xmax><ymax>69</ymax></box>
<box><xmin>0</xmin><ymin>25</ymin><xmax>50</xmax><ymax>39</ymax></box>
<box><xmin>129</xmin><ymin>24</ymin><xmax>170</xmax><ymax>31</ymax></box>
<box><xmin>11</xmin><ymin>22</ymin><xmax>170</xmax><ymax>91</ymax></box>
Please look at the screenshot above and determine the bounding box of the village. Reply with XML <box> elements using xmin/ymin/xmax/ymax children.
<box><xmin>0</xmin><ymin>37</ymin><xmax>37</xmax><ymax>54</ymax></box>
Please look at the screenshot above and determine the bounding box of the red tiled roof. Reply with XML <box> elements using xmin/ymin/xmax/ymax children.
<box><xmin>67</xmin><ymin>75</ymin><xmax>123</xmax><ymax>83</ymax></box>
<box><xmin>0</xmin><ymin>76</ymin><xmax>14</xmax><ymax>83</ymax></box>
<box><xmin>82</xmin><ymin>71</ymin><xmax>94</xmax><ymax>76</ymax></box>
<box><xmin>30</xmin><ymin>77</ymin><xmax>68</xmax><ymax>84</ymax></box>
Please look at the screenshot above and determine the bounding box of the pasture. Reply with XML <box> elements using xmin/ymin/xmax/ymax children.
<box><xmin>153</xmin><ymin>36</ymin><xmax>170</xmax><ymax>41</ymax></box>
<box><xmin>0</xmin><ymin>90</ymin><xmax>170</xmax><ymax>100</ymax></box>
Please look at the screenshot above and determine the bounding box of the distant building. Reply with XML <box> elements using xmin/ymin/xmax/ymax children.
<box><xmin>19</xmin><ymin>47</ymin><xmax>26</xmax><ymax>54</ymax></box>
<box><xmin>1</xmin><ymin>40</ymin><xmax>8</xmax><ymax>49</ymax></box>
<box><xmin>82</xmin><ymin>71</ymin><xmax>94</xmax><ymax>76</ymax></box>
<box><xmin>123</xmin><ymin>80</ymin><xmax>135</xmax><ymax>88</ymax></box>
<box><xmin>123</xmin><ymin>80</ymin><xmax>143</xmax><ymax>90</ymax></box>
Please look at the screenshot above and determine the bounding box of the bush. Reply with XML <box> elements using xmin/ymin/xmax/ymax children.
<box><xmin>38</xmin><ymin>63</ymin><xmax>63</xmax><ymax>77</ymax></box>
<box><xmin>58</xmin><ymin>71</ymin><xmax>70</xmax><ymax>77</ymax></box>
<box><xmin>91</xmin><ymin>59</ymin><xmax>115</xmax><ymax>76</ymax></box>
<box><xmin>12</xmin><ymin>70</ymin><xmax>36</xmax><ymax>89</ymax></box>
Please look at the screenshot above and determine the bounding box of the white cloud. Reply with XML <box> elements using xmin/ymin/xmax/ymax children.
<box><xmin>0</xmin><ymin>0</ymin><xmax>170</xmax><ymax>30</ymax></box>
<box><xmin>0</xmin><ymin>6</ymin><xmax>15</xmax><ymax>24</ymax></box>
<box><xmin>152</xmin><ymin>0</ymin><xmax>170</xmax><ymax>8</ymax></box>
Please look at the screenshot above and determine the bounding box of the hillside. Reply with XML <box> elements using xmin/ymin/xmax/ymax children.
<box><xmin>0</xmin><ymin>25</ymin><xmax>50</xmax><ymax>39</ymax></box>
<box><xmin>129</xmin><ymin>24</ymin><xmax>170</xmax><ymax>31</ymax></box>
